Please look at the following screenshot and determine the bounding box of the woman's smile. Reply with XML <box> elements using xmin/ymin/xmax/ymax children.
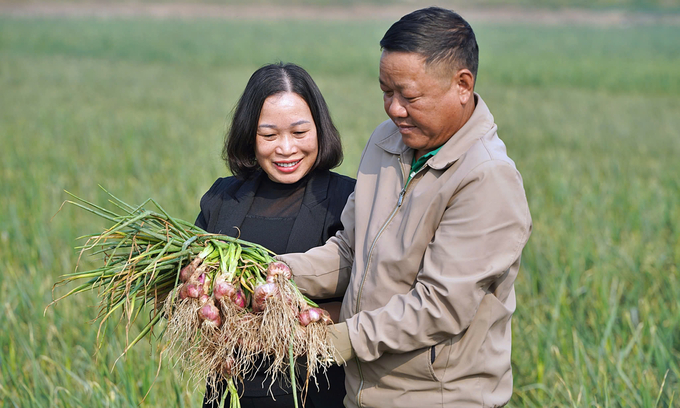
<box><xmin>255</xmin><ymin>92</ymin><xmax>319</xmax><ymax>184</ymax></box>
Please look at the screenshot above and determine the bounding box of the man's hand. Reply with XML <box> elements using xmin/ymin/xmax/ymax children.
<box><xmin>329</xmin><ymin>322</ymin><xmax>354</xmax><ymax>364</ymax></box>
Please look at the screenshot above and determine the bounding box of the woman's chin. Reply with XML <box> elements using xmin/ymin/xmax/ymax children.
<box><xmin>265</xmin><ymin>169</ymin><xmax>308</xmax><ymax>184</ymax></box>
<box><xmin>260</xmin><ymin>158</ymin><xmax>315</xmax><ymax>184</ymax></box>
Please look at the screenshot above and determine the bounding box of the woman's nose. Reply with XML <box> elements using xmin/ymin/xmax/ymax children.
<box><xmin>275</xmin><ymin>134</ymin><xmax>297</xmax><ymax>155</ymax></box>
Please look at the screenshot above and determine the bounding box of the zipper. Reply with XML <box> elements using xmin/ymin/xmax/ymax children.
<box><xmin>354</xmin><ymin>182</ymin><xmax>405</xmax><ymax>406</ymax></box>
<box><xmin>354</xmin><ymin>154</ymin><xmax>424</xmax><ymax>406</ymax></box>
<box><xmin>355</xmin><ymin>154</ymin><xmax>409</xmax><ymax>313</ymax></box>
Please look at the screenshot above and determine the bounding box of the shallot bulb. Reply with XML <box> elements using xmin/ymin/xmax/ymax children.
<box><xmin>213</xmin><ymin>279</ymin><xmax>236</xmax><ymax>300</ymax></box>
<box><xmin>179</xmin><ymin>256</ymin><xmax>201</xmax><ymax>282</ymax></box>
<box><xmin>232</xmin><ymin>290</ymin><xmax>247</xmax><ymax>309</ymax></box>
<box><xmin>266</xmin><ymin>261</ymin><xmax>292</xmax><ymax>280</ymax></box>
<box><xmin>298</xmin><ymin>307</ymin><xmax>333</xmax><ymax>327</ymax></box>
<box><xmin>180</xmin><ymin>244</ymin><xmax>215</xmax><ymax>282</ymax></box>
<box><xmin>186</xmin><ymin>263</ymin><xmax>208</xmax><ymax>286</ymax></box>
<box><xmin>179</xmin><ymin>283</ymin><xmax>200</xmax><ymax>299</ymax></box>
<box><xmin>178</xmin><ymin>285</ymin><xmax>188</xmax><ymax>300</ymax></box>
<box><xmin>198</xmin><ymin>300</ymin><xmax>221</xmax><ymax>328</ymax></box>
<box><xmin>252</xmin><ymin>282</ymin><xmax>278</xmax><ymax>313</ymax></box>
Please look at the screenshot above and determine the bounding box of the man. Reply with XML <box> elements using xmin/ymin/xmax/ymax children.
<box><xmin>280</xmin><ymin>7</ymin><xmax>532</xmax><ymax>407</ymax></box>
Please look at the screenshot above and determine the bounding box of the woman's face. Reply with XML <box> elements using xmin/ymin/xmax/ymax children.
<box><xmin>255</xmin><ymin>92</ymin><xmax>319</xmax><ymax>184</ymax></box>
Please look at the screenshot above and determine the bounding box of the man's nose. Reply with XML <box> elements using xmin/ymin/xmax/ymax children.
<box><xmin>386</xmin><ymin>97</ymin><xmax>407</xmax><ymax>118</ymax></box>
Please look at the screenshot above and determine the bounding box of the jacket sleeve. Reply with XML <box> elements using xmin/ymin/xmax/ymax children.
<box><xmin>278</xmin><ymin>189</ymin><xmax>356</xmax><ymax>299</ymax></box>
<box><xmin>346</xmin><ymin>160</ymin><xmax>532</xmax><ymax>362</ymax></box>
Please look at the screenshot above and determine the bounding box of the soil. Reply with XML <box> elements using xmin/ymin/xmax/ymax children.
<box><xmin>1</xmin><ymin>2</ymin><xmax>678</xmax><ymax>26</ymax></box>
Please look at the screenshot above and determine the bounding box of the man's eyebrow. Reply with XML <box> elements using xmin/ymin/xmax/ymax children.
<box><xmin>379</xmin><ymin>78</ymin><xmax>399</xmax><ymax>89</ymax></box>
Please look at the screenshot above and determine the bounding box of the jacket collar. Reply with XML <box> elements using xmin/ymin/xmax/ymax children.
<box><xmin>209</xmin><ymin>171</ymin><xmax>262</xmax><ymax>235</ymax></box>
<box><xmin>224</xmin><ymin>169</ymin><xmax>330</xmax><ymax>206</ymax></box>
<box><xmin>286</xmin><ymin>170</ymin><xmax>331</xmax><ymax>253</ymax></box>
<box><xmin>374</xmin><ymin>93</ymin><xmax>495</xmax><ymax>170</ymax></box>
<box><xmin>231</xmin><ymin>171</ymin><xmax>262</xmax><ymax>202</ymax></box>
<box><xmin>212</xmin><ymin>169</ymin><xmax>331</xmax><ymax>253</ymax></box>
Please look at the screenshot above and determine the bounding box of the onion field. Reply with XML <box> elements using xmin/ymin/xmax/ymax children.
<box><xmin>1</xmin><ymin>10</ymin><xmax>679</xmax><ymax>407</ymax></box>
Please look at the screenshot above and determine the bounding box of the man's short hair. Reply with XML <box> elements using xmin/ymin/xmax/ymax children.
<box><xmin>380</xmin><ymin>7</ymin><xmax>479</xmax><ymax>79</ymax></box>
<box><xmin>223</xmin><ymin>62</ymin><xmax>343</xmax><ymax>179</ymax></box>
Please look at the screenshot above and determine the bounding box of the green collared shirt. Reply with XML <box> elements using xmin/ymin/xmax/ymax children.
<box><xmin>406</xmin><ymin>145</ymin><xmax>443</xmax><ymax>186</ymax></box>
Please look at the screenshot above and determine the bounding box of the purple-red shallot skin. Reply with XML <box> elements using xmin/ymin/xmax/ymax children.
<box><xmin>185</xmin><ymin>284</ymin><xmax>200</xmax><ymax>299</ymax></box>
<box><xmin>214</xmin><ymin>280</ymin><xmax>236</xmax><ymax>300</ymax></box>
<box><xmin>232</xmin><ymin>290</ymin><xmax>247</xmax><ymax>309</ymax></box>
<box><xmin>299</xmin><ymin>309</ymin><xmax>313</xmax><ymax>326</ymax></box>
<box><xmin>252</xmin><ymin>282</ymin><xmax>278</xmax><ymax>313</ymax></box>
<box><xmin>179</xmin><ymin>257</ymin><xmax>202</xmax><ymax>282</ymax></box>
<box><xmin>178</xmin><ymin>284</ymin><xmax>189</xmax><ymax>300</ymax></box>
<box><xmin>199</xmin><ymin>300</ymin><xmax>222</xmax><ymax>328</ymax></box>
<box><xmin>185</xmin><ymin>263</ymin><xmax>209</xmax><ymax>290</ymax></box>
<box><xmin>267</xmin><ymin>261</ymin><xmax>292</xmax><ymax>280</ymax></box>
<box><xmin>203</xmin><ymin>315</ymin><xmax>222</xmax><ymax>329</ymax></box>
<box><xmin>179</xmin><ymin>266</ymin><xmax>193</xmax><ymax>283</ymax></box>
<box><xmin>298</xmin><ymin>307</ymin><xmax>333</xmax><ymax>326</ymax></box>
<box><xmin>199</xmin><ymin>301</ymin><xmax>220</xmax><ymax>321</ymax></box>
<box><xmin>199</xmin><ymin>294</ymin><xmax>210</xmax><ymax>305</ymax></box>
<box><xmin>308</xmin><ymin>307</ymin><xmax>321</xmax><ymax>322</ymax></box>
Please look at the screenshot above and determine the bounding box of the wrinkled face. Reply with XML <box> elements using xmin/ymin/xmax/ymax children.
<box><xmin>255</xmin><ymin>92</ymin><xmax>319</xmax><ymax>184</ymax></box>
<box><xmin>379</xmin><ymin>51</ymin><xmax>470</xmax><ymax>159</ymax></box>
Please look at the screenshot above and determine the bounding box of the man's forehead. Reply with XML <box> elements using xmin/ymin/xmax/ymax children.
<box><xmin>379</xmin><ymin>50</ymin><xmax>427</xmax><ymax>64</ymax></box>
<box><xmin>379</xmin><ymin>52</ymin><xmax>451</xmax><ymax>89</ymax></box>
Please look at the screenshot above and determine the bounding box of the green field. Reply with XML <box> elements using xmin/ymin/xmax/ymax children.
<box><xmin>1</xmin><ymin>11</ymin><xmax>679</xmax><ymax>408</ymax></box>
<box><xmin>4</xmin><ymin>0</ymin><xmax>679</xmax><ymax>12</ymax></box>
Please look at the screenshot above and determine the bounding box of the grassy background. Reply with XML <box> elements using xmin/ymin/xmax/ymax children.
<box><xmin>3</xmin><ymin>0</ymin><xmax>680</xmax><ymax>12</ymax></box>
<box><xmin>1</xmin><ymin>7</ymin><xmax>680</xmax><ymax>408</ymax></box>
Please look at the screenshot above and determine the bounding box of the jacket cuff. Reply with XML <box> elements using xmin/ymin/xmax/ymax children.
<box><xmin>329</xmin><ymin>322</ymin><xmax>354</xmax><ymax>364</ymax></box>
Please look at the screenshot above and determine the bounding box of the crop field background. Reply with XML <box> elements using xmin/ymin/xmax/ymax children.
<box><xmin>1</xmin><ymin>0</ymin><xmax>679</xmax><ymax>407</ymax></box>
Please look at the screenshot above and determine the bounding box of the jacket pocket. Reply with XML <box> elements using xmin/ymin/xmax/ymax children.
<box><xmin>427</xmin><ymin>339</ymin><xmax>452</xmax><ymax>383</ymax></box>
<box><xmin>364</xmin><ymin>347</ymin><xmax>438</xmax><ymax>386</ymax></box>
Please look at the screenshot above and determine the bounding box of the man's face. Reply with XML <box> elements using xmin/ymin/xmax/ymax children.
<box><xmin>379</xmin><ymin>51</ymin><xmax>472</xmax><ymax>158</ymax></box>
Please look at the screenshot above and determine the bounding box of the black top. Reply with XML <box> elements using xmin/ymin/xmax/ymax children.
<box><xmin>197</xmin><ymin>169</ymin><xmax>355</xmax><ymax>407</ymax></box>
<box><xmin>196</xmin><ymin>169</ymin><xmax>355</xmax><ymax>256</ymax></box>
<box><xmin>238</xmin><ymin>175</ymin><xmax>308</xmax><ymax>254</ymax></box>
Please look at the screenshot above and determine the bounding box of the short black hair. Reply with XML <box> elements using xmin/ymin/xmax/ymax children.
<box><xmin>380</xmin><ymin>7</ymin><xmax>478</xmax><ymax>79</ymax></box>
<box><xmin>223</xmin><ymin>62</ymin><xmax>343</xmax><ymax>179</ymax></box>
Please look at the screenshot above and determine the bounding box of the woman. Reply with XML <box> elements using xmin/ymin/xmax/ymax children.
<box><xmin>197</xmin><ymin>63</ymin><xmax>354</xmax><ymax>408</ymax></box>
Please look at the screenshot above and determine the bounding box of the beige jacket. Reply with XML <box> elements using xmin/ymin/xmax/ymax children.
<box><xmin>281</xmin><ymin>95</ymin><xmax>532</xmax><ymax>407</ymax></box>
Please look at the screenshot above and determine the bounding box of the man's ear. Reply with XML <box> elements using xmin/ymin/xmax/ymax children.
<box><xmin>456</xmin><ymin>69</ymin><xmax>475</xmax><ymax>104</ymax></box>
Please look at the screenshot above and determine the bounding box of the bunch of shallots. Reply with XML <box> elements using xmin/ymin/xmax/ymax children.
<box><xmin>50</xmin><ymin>189</ymin><xmax>335</xmax><ymax>408</ymax></box>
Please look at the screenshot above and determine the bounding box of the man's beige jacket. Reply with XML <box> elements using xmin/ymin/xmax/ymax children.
<box><xmin>281</xmin><ymin>95</ymin><xmax>532</xmax><ymax>407</ymax></box>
